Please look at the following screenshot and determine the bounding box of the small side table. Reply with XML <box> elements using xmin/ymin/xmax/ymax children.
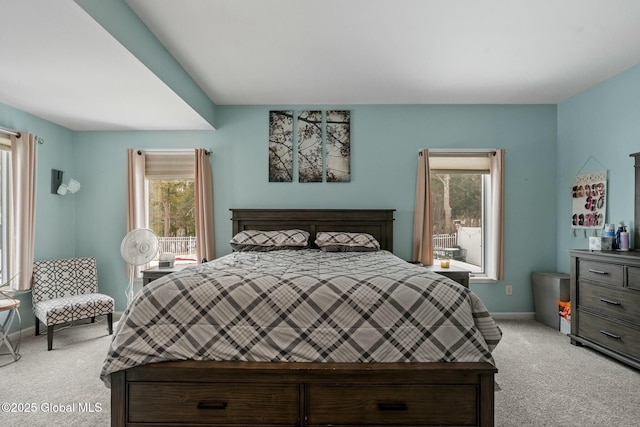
<box><xmin>420</xmin><ymin>264</ymin><xmax>470</xmax><ymax>288</ymax></box>
<box><xmin>0</xmin><ymin>296</ymin><xmax>21</xmax><ymax>362</ymax></box>
<box><xmin>141</xmin><ymin>264</ymin><xmax>193</xmax><ymax>286</ymax></box>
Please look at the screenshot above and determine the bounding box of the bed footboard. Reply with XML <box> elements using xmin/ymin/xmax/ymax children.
<box><xmin>111</xmin><ymin>361</ymin><xmax>496</xmax><ymax>427</ymax></box>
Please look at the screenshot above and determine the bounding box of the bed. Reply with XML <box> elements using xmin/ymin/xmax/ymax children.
<box><xmin>106</xmin><ymin>209</ymin><xmax>501</xmax><ymax>427</ymax></box>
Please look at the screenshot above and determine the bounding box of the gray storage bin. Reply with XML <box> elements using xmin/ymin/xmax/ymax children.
<box><xmin>531</xmin><ymin>271</ymin><xmax>570</xmax><ymax>330</ymax></box>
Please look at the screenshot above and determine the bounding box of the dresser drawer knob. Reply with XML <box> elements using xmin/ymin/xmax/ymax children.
<box><xmin>599</xmin><ymin>330</ymin><xmax>621</xmax><ymax>340</ymax></box>
<box><xmin>588</xmin><ymin>269</ymin><xmax>608</xmax><ymax>275</ymax></box>
<box><xmin>197</xmin><ymin>401</ymin><xmax>228</xmax><ymax>410</ymax></box>
<box><xmin>599</xmin><ymin>298</ymin><xmax>621</xmax><ymax>306</ymax></box>
<box><xmin>377</xmin><ymin>402</ymin><xmax>408</xmax><ymax>411</ymax></box>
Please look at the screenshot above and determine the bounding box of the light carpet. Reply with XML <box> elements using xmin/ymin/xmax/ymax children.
<box><xmin>0</xmin><ymin>318</ymin><xmax>638</xmax><ymax>426</ymax></box>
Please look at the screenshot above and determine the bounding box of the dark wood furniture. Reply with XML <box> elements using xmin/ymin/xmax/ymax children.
<box><xmin>420</xmin><ymin>264</ymin><xmax>471</xmax><ymax>288</ymax></box>
<box><xmin>141</xmin><ymin>264</ymin><xmax>192</xmax><ymax>286</ymax></box>
<box><xmin>112</xmin><ymin>361</ymin><xmax>496</xmax><ymax>427</ymax></box>
<box><xmin>631</xmin><ymin>152</ymin><xmax>640</xmax><ymax>246</ymax></box>
<box><xmin>110</xmin><ymin>209</ymin><xmax>497</xmax><ymax>427</ymax></box>
<box><xmin>569</xmin><ymin>249</ymin><xmax>640</xmax><ymax>369</ymax></box>
<box><xmin>231</xmin><ymin>208</ymin><xmax>395</xmax><ymax>252</ymax></box>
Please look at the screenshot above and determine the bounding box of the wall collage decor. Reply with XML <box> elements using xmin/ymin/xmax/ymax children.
<box><xmin>268</xmin><ymin>110</ymin><xmax>350</xmax><ymax>183</ymax></box>
<box><xmin>571</xmin><ymin>170</ymin><xmax>607</xmax><ymax>229</ymax></box>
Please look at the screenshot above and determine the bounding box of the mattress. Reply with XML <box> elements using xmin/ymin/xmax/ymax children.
<box><xmin>100</xmin><ymin>249</ymin><xmax>502</xmax><ymax>386</ymax></box>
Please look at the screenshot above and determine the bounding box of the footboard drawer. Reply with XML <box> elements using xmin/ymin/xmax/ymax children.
<box><xmin>127</xmin><ymin>382</ymin><xmax>299</xmax><ymax>425</ymax></box>
<box><xmin>305</xmin><ymin>384</ymin><xmax>478</xmax><ymax>426</ymax></box>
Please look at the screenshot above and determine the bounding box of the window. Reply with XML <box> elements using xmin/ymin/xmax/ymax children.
<box><xmin>144</xmin><ymin>151</ymin><xmax>197</xmax><ymax>266</ymax></box>
<box><xmin>429</xmin><ymin>150</ymin><xmax>504</xmax><ymax>281</ymax></box>
<box><xmin>0</xmin><ymin>134</ymin><xmax>10</xmax><ymax>283</ymax></box>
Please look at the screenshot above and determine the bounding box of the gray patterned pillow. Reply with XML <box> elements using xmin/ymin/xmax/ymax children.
<box><xmin>314</xmin><ymin>231</ymin><xmax>380</xmax><ymax>252</ymax></box>
<box><xmin>231</xmin><ymin>229</ymin><xmax>310</xmax><ymax>252</ymax></box>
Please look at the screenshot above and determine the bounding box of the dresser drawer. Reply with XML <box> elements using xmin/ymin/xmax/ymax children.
<box><xmin>578</xmin><ymin>260</ymin><xmax>624</xmax><ymax>287</ymax></box>
<box><xmin>128</xmin><ymin>382</ymin><xmax>299</xmax><ymax>425</ymax></box>
<box><xmin>305</xmin><ymin>384</ymin><xmax>478</xmax><ymax>426</ymax></box>
<box><xmin>578</xmin><ymin>311</ymin><xmax>640</xmax><ymax>360</ymax></box>
<box><xmin>578</xmin><ymin>283</ymin><xmax>640</xmax><ymax>324</ymax></box>
<box><xmin>627</xmin><ymin>266</ymin><xmax>640</xmax><ymax>291</ymax></box>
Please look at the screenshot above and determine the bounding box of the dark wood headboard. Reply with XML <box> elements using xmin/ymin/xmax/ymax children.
<box><xmin>231</xmin><ymin>209</ymin><xmax>395</xmax><ymax>252</ymax></box>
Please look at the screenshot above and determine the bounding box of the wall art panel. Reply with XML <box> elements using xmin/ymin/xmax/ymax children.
<box><xmin>268</xmin><ymin>110</ymin><xmax>294</xmax><ymax>182</ymax></box>
<box><xmin>326</xmin><ymin>110</ymin><xmax>350</xmax><ymax>182</ymax></box>
<box><xmin>297</xmin><ymin>110</ymin><xmax>323</xmax><ymax>183</ymax></box>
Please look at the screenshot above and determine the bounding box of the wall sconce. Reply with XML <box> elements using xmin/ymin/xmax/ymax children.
<box><xmin>51</xmin><ymin>169</ymin><xmax>81</xmax><ymax>195</ymax></box>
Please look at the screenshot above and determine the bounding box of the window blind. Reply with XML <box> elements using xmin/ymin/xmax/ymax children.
<box><xmin>144</xmin><ymin>150</ymin><xmax>195</xmax><ymax>179</ymax></box>
<box><xmin>428</xmin><ymin>152</ymin><xmax>492</xmax><ymax>173</ymax></box>
<box><xmin>0</xmin><ymin>134</ymin><xmax>11</xmax><ymax>152</ymax></box>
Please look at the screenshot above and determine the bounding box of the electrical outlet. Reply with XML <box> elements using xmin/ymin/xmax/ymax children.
<box><xmin>505</xmin><ymin>285</ymin><xmax>513</xmax><ymax>295</ymax></box>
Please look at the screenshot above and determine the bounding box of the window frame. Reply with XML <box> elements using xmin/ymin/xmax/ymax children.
<box><xmin>429</xmin><ymin>149</ymin><xmax>501</xmax><ymax>283</ymax></box>
<box><xmin>143</xmin><ymin>150</ymin><xmax>198</xmax><ymax>266</ymax></box>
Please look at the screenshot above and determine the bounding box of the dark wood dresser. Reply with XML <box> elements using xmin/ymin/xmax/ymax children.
<box><xmin>570</xmin><ymin>249</ymin><xmax>640</xmax><ymax>369</ymax></box>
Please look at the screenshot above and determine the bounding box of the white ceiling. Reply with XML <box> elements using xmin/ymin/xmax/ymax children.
<box><xmin>2</xmin><ymin>0</ymin><xmax>640</xmax><ymax>131</ymax></box>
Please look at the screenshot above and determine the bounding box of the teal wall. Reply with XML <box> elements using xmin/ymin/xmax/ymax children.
<box><xmin>72</xmin><ymin>105</ymin><xmax>558</xmax><ymax>313</ymax></box>
<box><xmin>1</xmin><ymin>101</ymin><xmax>559</xmax><ymax>326</ymax></box>
<box><xmin>557</xmin><ymin>63</ymin><xmax>640</xmax><ymax>273</ymax></box>
<box><xmin>0</xmin><ymin>102</ymin><xmax>76</xmax><ymax>328</ymax></box>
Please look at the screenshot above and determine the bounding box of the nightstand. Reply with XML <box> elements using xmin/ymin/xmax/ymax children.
<box><xmin>420</xmin><ymin>264</ymin><xmax>470</xmax><ymax>288</ymax></box>
<box><xmin>141</xmin><ymin>264</ymin><xmax>193</xmax><ymax>286</ymax></box>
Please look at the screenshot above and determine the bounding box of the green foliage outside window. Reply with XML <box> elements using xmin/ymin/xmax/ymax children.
<box><xmin>148</xmin><ymin>179</ymin><xmax>195</xmax><ymax>237</ymax></box>
<box><xmin>431</xmin><ymin>173</ymin><xmax>482</xmax><ymax>234</ymax></box>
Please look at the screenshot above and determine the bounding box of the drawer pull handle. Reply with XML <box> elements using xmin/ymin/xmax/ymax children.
<box><xmin>197</xmin><ymin>401</ymin><xmax>228</xmax><ymax>410</ymax></box>
<box><xmin>599</xmin><ymin>330</ymin><xmax>621</xmax><ymax>340</ymax></box>
<box><xmin>377</xmin><ymin>403</ymin><xmax>408</xmax><ymax>411</ymax></box>
<box><xmin>600</xmin><ymin>298</ymin><xmax>621</xmax><ymax>306</ymax></box>
<box><xmin>588</xmin><ymin>269</ymin><xmax>608</xmax><ymax>275</ymax></box>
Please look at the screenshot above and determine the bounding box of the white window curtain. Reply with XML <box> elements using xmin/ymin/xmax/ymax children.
<box><xmin>412</xmin><ymin>149</ymin><xmax>433</xmax><ymax>265</ymax></box>
<box><xmin>126</xmin><ymin>149</ymin><xmax>147</xmax><ymax>278</ymax></box>
<box><xmin>7</xmin><ymin>133</ymin><xmax>37</xmax><ymax>291</ymax></box>
<box><xmin>1</xmin><ymin>137</ymin><xmax>11</xmax><ymax>285</ymax></box>
<box><xmin>490</xmin><ymin>149</ymin><xmax>505</xmax><ymax>280</ymax></box>
<box><xmin>195</xmin><ymin>149</ymin><xmax>215</xmax><ymax>262</ymax></box>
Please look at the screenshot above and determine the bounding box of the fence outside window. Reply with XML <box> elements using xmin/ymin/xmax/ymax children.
<box><xmin>433</xmin><ymin>233</ymin><xmax>457</xmax><ymax>249</ymax></box>
<box><xmin>157</xmin><ymin>236</ymin><xmax>196</xmax><ymax>258</ymax></box>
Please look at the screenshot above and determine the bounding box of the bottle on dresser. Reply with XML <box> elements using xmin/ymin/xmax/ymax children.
<box><xmin>619</xmin><ymin>225</ymin><xmax>630</xmax><ymax>251</ymax></box>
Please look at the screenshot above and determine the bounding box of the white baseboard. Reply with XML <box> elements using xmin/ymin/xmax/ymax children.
<box><xmin>490</xmin><ymin>312</ymin><xmax>535</xmax><ymax>320</ymax></box>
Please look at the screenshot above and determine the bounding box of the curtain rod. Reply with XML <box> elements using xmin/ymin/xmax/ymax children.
<box><xmin>137</xmin><ymin>148</ymin><xmax>211</xmax><ymax>155</ymax></box>
<box><xmin>0</xmin><ymin>126</ymin><xmax>20</xmax><ymax>138</ymax></box>
<box><xmin>0</xmin><ymin>126</ymin><xmax>45</xmax><ymax>144</ymax></box>
<box><xmin>419</xmin><ymin>149</ymin><xmax>497</xmax><ymax>156</ymax></box>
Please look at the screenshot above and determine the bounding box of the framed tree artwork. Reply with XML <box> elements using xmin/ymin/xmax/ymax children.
<box><xmin>268</xmin><ymin>109</ymin><xmax>351</xmax><ymax>183</ymax></box>
<box><xmin>326</xmin><ymin>110</ymin><xmax>350</xmax><ymax>182</ymax></box>
<box><xmin>298</xmin><ymin>110</ymin><xmax>322</xmax><ymax>183</ymax></box>
<box><xmin>268</xmin><ymin>111</ymin><xmax>293</xmax><ymax>182</ymax></box>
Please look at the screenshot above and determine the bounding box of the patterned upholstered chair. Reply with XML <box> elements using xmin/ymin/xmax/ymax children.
<box><xmin>32</xmin><ymin>257</ymin><xmax>114</xmax><ymax>351</ymax></box>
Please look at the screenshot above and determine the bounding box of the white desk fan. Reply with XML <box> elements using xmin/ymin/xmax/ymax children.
<box><xmin>120</xmin><ymin>228</ymin><xmax>159</xmax><ymax>304</ymax></box>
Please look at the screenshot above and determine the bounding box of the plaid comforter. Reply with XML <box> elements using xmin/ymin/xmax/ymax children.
<box><xmin>101</xmin><ymin>250</ymin><xmax>501</xmax><ymax>386</ymax></box>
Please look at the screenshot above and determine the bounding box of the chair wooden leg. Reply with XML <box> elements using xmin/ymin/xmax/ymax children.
<box><xmin>47</xmin><ymin>325</ymin><xmax>54</xmax><ymax>351</ymax></box>
<box><xmin>91</xmin><ymin>317</ymin><xmax>95</xmax><ymax>323</ymax></box>
<box><xmin>35</xmin><ymin>317</ymin><xmax>40</xmax><ymax>336</ymax></box>
<box><xmin>107</xmin><ymin>313</ymin><xmax>113</xmax><ymax>335</ymax></box>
